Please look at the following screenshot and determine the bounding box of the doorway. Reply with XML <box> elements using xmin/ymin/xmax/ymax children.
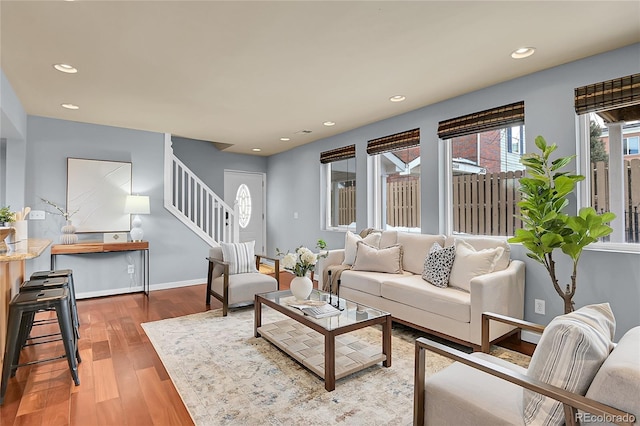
<box><xmin>224</xmin><ymin>170</ymin><xmax>266</xmax><ymax>253</ymax></box>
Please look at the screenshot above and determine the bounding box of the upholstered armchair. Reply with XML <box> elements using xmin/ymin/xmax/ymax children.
<box><xmin>414</xmin><ymin>306</ymin><xmax>639</xmax><ymax>426</ymax></box>
<box><xmin>206</xmin><ymin>242</ymin><xmax>280</xmax><ymax>316</ymax></box>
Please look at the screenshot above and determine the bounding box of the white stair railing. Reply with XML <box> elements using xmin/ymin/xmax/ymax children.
<box><xmin>164</xmin><ymin>134</ymin><xmax>239</xmax><ymax>246</ymax></box>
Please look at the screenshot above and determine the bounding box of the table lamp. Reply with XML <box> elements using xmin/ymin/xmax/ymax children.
<box><xmin>124</xmin><ymin>195</ymin><xmax>150</xmax><ymax>242</ymax></box>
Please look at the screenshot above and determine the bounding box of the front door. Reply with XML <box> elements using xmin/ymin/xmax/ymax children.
<box><xmin>224</xmin><ymin>170</ymin><xmax>266</xmax><ymax>253</ymax></box>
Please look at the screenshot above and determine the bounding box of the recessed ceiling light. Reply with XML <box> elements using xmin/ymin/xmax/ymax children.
<box><xmin>389</xmin><ymin>95</ymin><xmax>406</xmax><ymax>102</ymax></box>
<box><xmin>61</xmin><ymin>103</ymin><xmax>79</xmax><ymax>110</ymax></box>
<box><xmin>53</xmin><ymin>63</ymin><xmax>78</xmax><ymax>73</ymax></box>
<box><xmin>511</xmin><ymin>47</ymin><xmax>536</xmax><ymax>59</ymax></box>
<box><xmin>323</xmin><ymin>121</ymin><xmax>336</xmax><ymax>127</ymax></box>
<box><xmin>252</xmin><ymin>148</ymin><xmax>261</xmax><ymax>152</ymax></box>
<box><xmin>280</xmin><ymin>137</ymin><xmax>290</xmax><ymax>141</ymax></box>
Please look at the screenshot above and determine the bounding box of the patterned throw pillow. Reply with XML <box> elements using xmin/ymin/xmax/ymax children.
<box><xmin>220</xmin><ymin>241</ymin><xmax>258</xmax><ymax>275</ymax></box>
<box><xmin>422</xmin><ymin>243</ymin><xmax>456</xmax><ymax>288</ymax></box>
<box><xmin>524</xmin><ymin>303</ymin><xmax>616</xmax><ymax>426</ymax></box>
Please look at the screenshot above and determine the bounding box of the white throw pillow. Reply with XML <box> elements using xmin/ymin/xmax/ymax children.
<box><xmin>448</xmin><ymin>239</ymin><xmax>504</xmax><ymax>292</ymax></box>
<box><xmin>220</xmin><ymin>241</ymin><xmax>258</xmax><ymax>275</ymax></box>
<box><xmin>351</xmin><ymin>241</ymin><xmax>403</xmax><ymax>274</ymax></box>
<box><xmin>524</xmin><ymin>303</ymin><xmax>616</xmax><ymax>426</ymax></box>
<box><xmin>422</xmin><ymin>243</ymin><xmax>456</xmax><ymax>288</ymax></box>
<box><xmin>342</xmin><ymin>231</ymin><xmax>382</xmax><ymax>265</ymax></box>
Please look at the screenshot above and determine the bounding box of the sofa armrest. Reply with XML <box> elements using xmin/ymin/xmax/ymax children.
<box><xmin>314</xmin><ymin>249</ymin><xmax>345</xmax><ymax>290</ymax></box>
<box><xmin>469</xmin><ymin>259</ymin><xmax>525</xmax><ymax>346</ymax></box>
<box><xmin>414</xmin><ymin>337</ymin><xmax>635</xmax><ymax>426</ymax></box>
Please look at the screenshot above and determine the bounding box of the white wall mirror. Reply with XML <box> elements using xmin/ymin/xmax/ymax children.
<box><xmin>66</xmin><ymin>158</ymin><xmax>132</xmax><ymax>233</ymax></box>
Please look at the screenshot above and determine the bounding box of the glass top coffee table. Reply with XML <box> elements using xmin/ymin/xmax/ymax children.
<box><xmin>254</xmin><ymin>290</ymin><xmax>392</xmax><ymax>391</ymax></box>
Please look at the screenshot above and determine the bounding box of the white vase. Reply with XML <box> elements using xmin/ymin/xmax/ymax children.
<box><xmin>60</xmin><ymin>220</ymin><xmax>78</xmax><ymax>245</ymax></box>
<box><xmin>290</xmin><ymin>276</ymin><xmax>313</xmax><ymax>300</ymax></box>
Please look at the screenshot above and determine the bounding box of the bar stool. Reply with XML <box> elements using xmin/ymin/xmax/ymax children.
<box><xmin>30</xmin><ymin>269</ymin><xmax>79</xmax><ymax>329</ymax></box>
<box><xmin>20</xmin><ymin>276</ymin><xmax>80</xmax><ymax>340</ymax></box>
<box><xmin>0</xmin><ymin>288</ymin><xmax>81</xmax><ymax>404</ymax></box>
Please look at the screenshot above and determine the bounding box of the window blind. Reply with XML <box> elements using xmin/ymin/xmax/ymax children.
<box><xmin>437</xmin><ymin>101</ymin><xmax>524</xmax><ymax>140</ymax></box>
<box><xmin>574</xmin><ymin>73</ymin><xmax>640</xmax><ymax>119</ymax></box>
<box><xmin>319</xmin><ymin>144</ymin><xmax>356</xmax><ymax>164</ymax></box>
<box><xmin>366</xmin><ymin>128</ymin><xmax>420</xmax><ymax>155</ymax></box>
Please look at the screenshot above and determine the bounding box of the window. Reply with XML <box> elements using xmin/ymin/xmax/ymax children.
<box><xmin>575</xmin><ymin>73</ymin><xmax>640</xmax><ymax>246</ymax></box>
<box><xmin>623</xmin><ymin>136</ymin><xmax>639</xmax><ymax>155</ymax></box>
<box><xmin>439</xmin><ymin>102</ymin><xmax>525</xmax><ymax>237</ymax></box>
<box><xmin>320</xmin><ymin>145</ymin><xmax>356</xmax><ymax>230</ymax></box>
<box><xmin>368</xmin><ymin>129</ymin><xmax>420</xmax><ymax>232</ymax></box>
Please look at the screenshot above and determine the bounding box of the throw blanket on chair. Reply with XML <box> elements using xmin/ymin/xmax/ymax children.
<box><xmin>322</xmin><ymin>228</ymin><xmax>378</xmax><ymax>294</ymax></box>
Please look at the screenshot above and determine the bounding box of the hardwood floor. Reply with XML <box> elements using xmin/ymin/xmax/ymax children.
<box><xmin>1</xmin><ymin>284</ymin><xmax>214</xmax><ymax>426</ymax></box>
<box><xmin>1</xmin><ymin>273</ymin><xmax>532</xmax><ymax>425</ymax></box>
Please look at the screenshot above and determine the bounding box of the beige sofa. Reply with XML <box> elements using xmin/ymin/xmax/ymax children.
<box><xmin>316</xmin><ymin>231</ymin><xmax>525</xmax><ymax>348</ymax></box>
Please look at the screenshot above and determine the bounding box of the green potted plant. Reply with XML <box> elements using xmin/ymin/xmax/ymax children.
<box><xmin>0</xmin><ymin>206</ymin><xmax>16</xmax><ymax>226</ymax></box>
<box><xmin>508</xmin><ymin>136</ymin><xmax>615</xmax><ymax>314</ymax></box>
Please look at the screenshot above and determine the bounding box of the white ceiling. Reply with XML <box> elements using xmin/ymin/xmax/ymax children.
<box><xmin>1</xmin><ymin>1</ymin><xmax>639</xmax><ymax>156</ymax></box>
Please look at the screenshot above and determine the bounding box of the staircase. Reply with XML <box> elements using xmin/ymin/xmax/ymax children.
<box><xmin>163</xmin><ymin>134</ymin><xmax>238</xmax><ymax>247</ymax></box>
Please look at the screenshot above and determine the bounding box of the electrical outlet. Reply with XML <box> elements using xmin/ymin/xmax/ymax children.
<box><xmin>128</xmin><ymin>264</ymin><xmax>135</xmax><ymax>274</ymax></box>
<box><xmin>534</xmin><ymin>299</ymin><xmax>546</xmax><ymax>315</ymax></box>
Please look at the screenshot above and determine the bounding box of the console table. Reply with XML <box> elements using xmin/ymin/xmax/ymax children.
<box><xmin>50</xmin><ymin>241</ymin><xmax>149</xmax><ymax>296</ymax></box>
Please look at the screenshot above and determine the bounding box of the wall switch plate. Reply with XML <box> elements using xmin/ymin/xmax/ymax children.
<box><xmin>29</xmin><ymin>210</ymin><xmax>45</xmax><ymax>220</ymax></box>
<box><xmin>128</xmin><ymin>264</ymin><xmax>135</xmax><ymax>274</ymax></box>
<box><xmin>535</xmin><ymin>299</ymin><xmax>546</xmax><ymax>315</ymax></box>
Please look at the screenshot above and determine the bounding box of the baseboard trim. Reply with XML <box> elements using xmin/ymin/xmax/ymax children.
<box><xmin>76</xmin><ymin>278</ymin><xmax>205</xmax><ymax>299</ymax></box>
<box><xmin>150</xmin><ymin>278</ymin><xmax>205</xmax><ymax>291</ymax></box>
<box><xmin>522</xmin><ymin>330</ymin><xmax>542</xmax><ymax>344</ymax></box>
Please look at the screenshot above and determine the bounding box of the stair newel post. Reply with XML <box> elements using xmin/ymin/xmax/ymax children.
<box><xmin>232</xmin><ymin>201</ymin><xmax>240</xmax><ymax>243</ymax></box>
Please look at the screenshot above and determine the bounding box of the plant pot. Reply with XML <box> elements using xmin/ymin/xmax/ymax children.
<box><xmin>0</xmin><ymin>226</ymin><xmax>13</xmax><ymax>253</ymax></box>
<box><xmin>290</xmin><ymin>276</ymin><xmax>313</xmax><ymax>301</ymax></box>
<box><xmin>60</xmin><ymin>220</ymin><xmax>78</xmax><ymax>245</ymax></box>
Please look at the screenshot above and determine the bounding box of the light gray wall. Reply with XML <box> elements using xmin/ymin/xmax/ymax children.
<box><xmin>267</xmin><ymin>43</ymin><xmax>640</xmax><ymax>339</ymax></box>
<box><xmin>25</xmin><ymin>116</ymin><xmax>211</xmax><ymax>296</ymax></box>
<box><xmin>1</xmin><ymin>68</ymin><xmax>27</xmax><ymax>208</ymax></box>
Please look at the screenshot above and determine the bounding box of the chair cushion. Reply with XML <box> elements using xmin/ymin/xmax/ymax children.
<box><xmin>351</xmin><ymin>242</ymin><xmax>402</xmax><ymax>274</ymax></box>
<box><xmin>448</xmin><ymin>239</ymin><xmax>503</xmax><ymax>292</ymax></box>
<box><xmin>396</xmin><ymin>233</ymin><xmax>445</xmax><ymax>275</ymax></box>
<box><xmin>212</xmin><ymin>273</ymin><xmax>277</xmax><ymax>305</ymax></box>
<box><xmin>583</xmin><ymin>326</ymin><xmax>640</xmax><ymax>425</ymax></box>
<box><xmin>524</xmin><ymin>303</ymin><xmax>616</xmax><ymax>426</ymax></box>
<box><xmin>381</xmin><ymin>275</ymin><xmax>470</xmax><ymax>322</ymax></box>
<box><xmin>342</xmin><ymin>230</ymin><xmax>381</xmax><ymax>265</ymax></box>
<box><xmin>221</xmin><ymin>241</ymin><xmax>258</xmax><ymax>275</ymax></box>
<box><xmin>424</xmin><ymin>352</ymin><xmax>526</xmax><ymax>426</ymax></box>
<box><xmin>422</xmin><ymin>242</ymin><xmax>456</xmax><ymax>288</ymax></box>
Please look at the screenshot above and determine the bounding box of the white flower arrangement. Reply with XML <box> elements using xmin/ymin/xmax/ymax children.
<box><xmin>277</xmin><ymin>240</ymin><xmax>328</xmax><ymax>277</ymax></box>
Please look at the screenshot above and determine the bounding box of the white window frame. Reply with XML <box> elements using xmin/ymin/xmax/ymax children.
<box><xmin>320</xmin><ymin>160</ymin><xmax>356</xmax><ymax>232</ymax></box>
<box><xmin>576</xmin><ymin>114</ymin><xmax>639</xmax><ymax>253</ymax></box>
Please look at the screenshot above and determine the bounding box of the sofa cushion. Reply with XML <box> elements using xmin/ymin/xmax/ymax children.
<box><xmin>449</xmin><ymin>239</ymin><xmax>504</xmax><ymax>292</ymax></box>
<box><xmin>221</xmin><ymin>241</ymin><xmax>258</xmax><ymax>275</ymax></box>
<box><xmin>396</xmin><ymin>233</ymin><xmax>446</xmax><ymax>275</ymax></box>
<box><xmin>381</xmin><ymin>275</ymin><xmax>471</xmax><ymax>323</ymax></box>
<box><xmin>422</xmin><ymin>242</ymin><xmax>456</xmax><ymax>288</ymax></box>
<box><xmin>583</xmin><ymin>326</ymin><xmax>640</xmax><ymax>425</ymax></box>
<box><xmin>351</xmin><ymin>242</ymin><xmax>403</xmax><ymax>274</ymax></box>
<box><xmin>339</xmin><ymin>269</ymin><xmax>411</xmax><ymax>297</ymax></box>
<box><xmin>524</xmin><ymin>303</ymin><xmax>616</xmax><ymax>426</ymax></box>
<box><xmin>446</xmin><ymin>235</ymin><xmax>511</xmax><ymax>271</ymax></box>
<box><xmin>342</xmin><ymin>230</ymin><xmax>381</xmax><ymax>265</ymax></box>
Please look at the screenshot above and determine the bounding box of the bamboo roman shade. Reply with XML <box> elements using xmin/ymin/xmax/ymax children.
<box><xmin>366</xmin><ymin>128</ymin><xmax>420</xmax><ymax>155</ymax></box>
<box><xmin>319</xmin><ymin>144</ymin><xmax>356</xmax><ymax>164</ymax></box>
<box><xmin>437</xmin><ymin>101</ymin><xmax>525</xmax><ymax>140</ymax></box>
<box><xmin>574</xmin><ymin>73</ymin><xmax>640</xmax><ymax>122</ymax></box>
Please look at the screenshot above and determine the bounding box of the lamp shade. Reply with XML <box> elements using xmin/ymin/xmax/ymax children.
<box><xmin>124</xmin><ymin>195</ymin><xmax>150</xmax><ymax>215</ymax></box>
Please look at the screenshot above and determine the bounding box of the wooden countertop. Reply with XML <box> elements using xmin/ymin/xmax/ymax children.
<box><xmin>0</xmin><ymin>238</ymin><xmax>52</xmax><ymax>262</ymax></box>
<box><xmin>51</xmin><ymin>240</ymin><xmax>148</xmax><ymax>255</ymax></box>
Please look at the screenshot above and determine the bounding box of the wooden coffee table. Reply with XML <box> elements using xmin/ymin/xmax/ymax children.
<box><xmin>254</xmin><ymin>290</ymin><xmax>392</xmax><ymax>391</ymax></box>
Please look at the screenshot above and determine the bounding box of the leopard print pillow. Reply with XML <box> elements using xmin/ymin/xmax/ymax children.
<box><xmin>422</xmin><ymin>243</ymin><xmax>456</xmax><ymax>288</ymax></box>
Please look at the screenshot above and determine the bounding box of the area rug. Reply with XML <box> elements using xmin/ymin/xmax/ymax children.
<box><xmin>141</xmin><ymin>308</ymin><xmax>529</xmax><ymax>425</ymax></box>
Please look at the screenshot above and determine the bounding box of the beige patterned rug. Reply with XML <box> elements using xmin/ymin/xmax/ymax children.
<box><xmin>141</xmin><ymin>307</ymin><xmax>529</xmax><ymax>425</ymax></box>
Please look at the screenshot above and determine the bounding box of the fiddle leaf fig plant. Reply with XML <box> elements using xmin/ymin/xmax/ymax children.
<box><xmin>508</xmin><ymin>136</ymin><xmax>615</xmax><ymax>314</ymax></box>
